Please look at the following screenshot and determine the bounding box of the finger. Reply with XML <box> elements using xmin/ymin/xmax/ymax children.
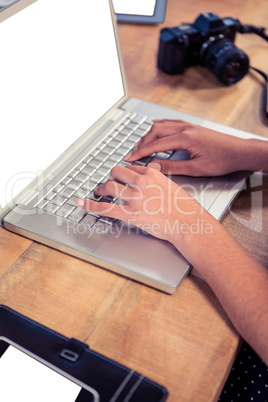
<box><xmin>125</xmin><ymin>134</ymin><xmax>188</xmax><ymax>162</ymax></box>
<box><xmin>76</xmin><ymin>198</ymin><xmax>125</xmax><ymax>220</ymax></box>
<box><xmin>153</xmin><ymin>119</ymin><xmax>189</xmax><ymax>124</ymax></box>
<box><xmin>94</xmin><ymin>179</ymin><xmax>133</xmax><ymax>199</ymax></box>
<box><xmin>125</xmin><ymin>164</ymin><xmax>148</xmax><ymax>174</ymax></box>
<box><xmin>148</xmin><ymin>158</ymin><xmax>204</xmax><ymax>177</ymax></box>
<box><xmin>128</xmin><ymin>121</ymin><xmax>179</xmax><ymax>154</ymax></box>
<box><xmin>137</xmin><ymin>119</ymin><xmax>192</xmax><ymax>148</ymax></box>
<box><xmin>107</xmin><ymin>165</ymin><xmax>147</xmax><ymax>186</ymax></box>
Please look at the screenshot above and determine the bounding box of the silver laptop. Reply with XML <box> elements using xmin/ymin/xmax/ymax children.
<box><xmin>0</xmin><ymin>0</ymin><xmax>256</xmax><ymax>293</ymax></box>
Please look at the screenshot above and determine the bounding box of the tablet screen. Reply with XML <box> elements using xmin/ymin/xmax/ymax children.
<box><xmin>0</xmin><ymin>344</ymin><xmax>95</xmax><ymax>401</ymax></box>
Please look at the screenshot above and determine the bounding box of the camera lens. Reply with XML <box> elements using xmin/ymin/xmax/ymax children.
<box><xmin>200</xmin><ymin>36</ymin><xmax>249</xmax><ymax>85</ymax></box>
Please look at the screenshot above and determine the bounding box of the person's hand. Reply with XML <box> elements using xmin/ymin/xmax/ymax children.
<box><xmin>125</xmin><ymin>119</ymin><xmax>256</xmax><ymax>176</ymax></box>
<box><xmin>76</xmin><ymin>164</ymin><xmax>207</xmax><ymax>243</ymax></box>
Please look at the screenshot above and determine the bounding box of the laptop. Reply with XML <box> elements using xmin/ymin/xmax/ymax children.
<box><xmin>0</xmin><ymin>0</ymin><xmax>258</xmax><ymax>294</ymax></box>
<box><xmin>113</xmin><ymin>0</ymin><xmax>167</xmax><ymax>24</ymax></box>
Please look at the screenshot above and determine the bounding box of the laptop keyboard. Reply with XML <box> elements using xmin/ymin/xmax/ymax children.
<box><xmin>36</xmin><ymin>113</ymin><xmax>173</xmax><ymax>233</ymax></box>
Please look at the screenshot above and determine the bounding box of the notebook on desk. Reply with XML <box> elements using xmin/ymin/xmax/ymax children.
<box><xmin>0</xmin><ymin>0</ymin><xmax>257</xmax><ymax>294</ymax></box>
<box><xmin>113</xmin><ymin>0</ymin><xmax>167</xmax><ymax>24</ymax></box>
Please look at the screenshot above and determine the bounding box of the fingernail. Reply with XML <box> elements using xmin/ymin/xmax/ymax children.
<box><xmin>124</xmin><ymin>151</ymin><xmax>133</xmax><ymax>161</ymax></box>
<box><xmin>148</xmin><ymin>162</ymin><xmax>161</xmax><ymax>171</ymax></box>
<box><xmin>124</xmin><ymin>145</ymin><xmax>139</xmax><ymax>161</ymax></box>
<box><xmin>76</xmin><ymin>199</ymin><xmax>84</xmax><ymax>207</ymax></box>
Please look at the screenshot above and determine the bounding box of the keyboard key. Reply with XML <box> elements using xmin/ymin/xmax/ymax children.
<box><xmin>140</xmin><ymin>122</ymin><xmax>152</xmax><ymax>131</ymax></box>
<box><xmin>81</xmin><ymin>180</ymin><xmax>96</xmax><ymax>192</ymax></box>
<box><xmin>120</xmin><ymin>128</ymin><xmax>132</xmax><ymax>136</ymax></box>
<box><xmin>66</xmin><ymin>195</ymin><xmax>79</xmax><ymax>206</ymax></box>
<box><xmin>75</xmin><ymin>172</ymin><xmax>88</xmax><ymax>183</ymax></box>
<box><xmin>53</xmin><ymin>183</ymin><xmax>64</xmax><ymax>193</ymax></box>
<box><xmin>66</xmin><ymin>180</ymin><xmax>81</xmax><ymax>191</ymax></box>
<box><xmin>80</xmin><ymin>213</ymin><xmax>99</xmax><ymax>227</ymax></box>
<box><xmin>131</xmin><ymin>113</ymin><xmax>146</xmax><ymax>124</ymax></box>
<box><xmin>125</xmin><ymin>122</ymin><xmax>138</xmax><ymax>130</ymax></box>
<box><xmin>87</xmin><ymin>191</ymin><xmax>102</xmax><ymax>201</ymax></box>
<box><xmin>60</xmin><ymin>177</ymin><xmax>72</xmax><ymax>186</ymax></box>
<box><xmin>56</xmin><ymin>203</ymin><xmax>75</xmax><ymax>218</ymax></box>
<box><xmin>81</xmin><ymin>166</ymin><xmax>95</xmax><ymax>176</ymax></box>
<box><xmin>51</xmin><ymin>195</ymin><xmax>67</xmax><ymax>207</ymax></box>
<box><xmin>90</xmin><ymin>159</ymin><xmax>103</xmax><ymax>169</ymax></box>
<box><xmin>69</xmin><ymin>169</ymin><xmax>80</xmax><ymax>178</ymax></box>
<box><xmin>98</xmin><ymin>166</ymin><xmax>110</xmax><ymax>176</ymax></box>
<box><xmin>152</xmin><ymin>152</ymin><xmax>171</xmax><ymax>160</ymax></box>
<box><xmin>58</xmin><ymin>187</ymin><xmax>75</xmax><ymax>198</ymax></box>
<box><xmin>90</xmin><ymin>171</ymin><xmax>105</xmax><ymax>184</ymax></box>
<box><xmin>100</xmin><ymin>195</ymin><xmax>115</xmax><ymax>203</ymax></box>
<box><xmin>117</xmin><ymin>160</ymin><xmax>131</xmax><ymax>168</ymax></box>
<box><xmin>99</xmin><ymin>216</ymin><xmax>116</xmax><ymax>225</ymax></box>
<box><xmin>44</xmin><ymin>191</ymin><xmax>56</xmax><ymax>201</ymax></box>
<box><xmin>109</xmin><ymin>153</ymin><xmax>123</xmax><ymax>163</ymax></box>
<box><xmin>95</xmin><ymin>151</ymin><xmax>110</xmax><ymax>161</ymax></box>
<box><xmin>74</xmin><ymin>188</ymin><xmax>88</xmax><ymax>198</ymax></box>
<box><xmin>43</xmin><ymin>202</ymin><xmax>59</xmax><ymax>214</ymax></box>
<box><xmin>82</xmin><ymin>154</ymin><xmax>94</xmax><ymax>164</ymax></box>
<box><xmin>109</xmin><ymin>139</ymin><xmax>121</xmax><ymax>148</ymax></box>
<box><xmin>114</xmin><ymin>133</ymin><xmax>126</xmax><ymax>142</ymax></box>
<box><xmin>128</xmin><ymin>134</ymin><xmax>140</xmax><ymax>143</ymax></box>
<box><xmin>101</xmin><ymin>145</ymin><xmax>116</xmax><ymax>155</ymax></box>
<box><xmin>103</xmin><ymin>159</ymin><xmax>116</xmax><ymax>169</ymax></box>
<box><xmin>123</xmin><ymin>140</ymin><xmax>134</xmax><ymax>149</ymax></box>
<box><xmin>115</xmin><ymin>147</ymin><xmax>129</xmax><ymax>156</ymax></box>
<box><xmin>68</xmin><ymin>207</ymin><xmax>86</xmax><ymax>223</ymax></box>
<box><xmin>36</xmin><ymin>199</ymin><xmax>48</xmax><ymax>209</ymax></box>
<box><xmin>92</xmin><ymin>219</ymin><xmax>112</xmax><ymax>233</ymax></box>
<box><xmin>134</xmin><ymin>128</ymin><xmax>147</xmax><ymax>137</ymax></box>
<box><xmin>76</xmin><ymin>162</ymin><xmax>87</xmax><ymax>170</ymax></box>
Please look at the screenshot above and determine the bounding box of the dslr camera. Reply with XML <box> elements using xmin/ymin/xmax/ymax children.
<box><xmin>157</xmin><ymin>12</ymin><xmax>249</xmax><ymax>85</ymax></box>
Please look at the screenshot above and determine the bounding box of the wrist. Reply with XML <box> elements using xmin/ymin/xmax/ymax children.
<box><xmin>164</xmin><ymin>200</ymin><xmax>216</xmax><ymax>251</ymax></box>
<box><xmin>238</xmin><ymin>139</ymin><xmax>268</xmax><ymax>172</ymax></box>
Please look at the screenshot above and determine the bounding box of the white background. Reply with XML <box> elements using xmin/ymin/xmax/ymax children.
<box><xmin>0</xmin><ymin>346</ymin><xmax>82</xmax><ymax>401</ymax></box>
<box><xmin>0</xmin><ymin>0</ymin><xmax>124</xmax><ymax>207</ymax></box>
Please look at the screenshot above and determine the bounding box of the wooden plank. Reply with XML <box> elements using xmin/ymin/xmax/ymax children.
<box><xmin>0</xmin><ymin>242</ymin><xmax>127</xmax><ymax>338</ymax></box>
<box><xmin>88</xmin><ymin>276</ymin><xmax>240</xmax><ymax>401</ymax></box>
<box><xmin>0</xmin><ymin>227</ymin><xmax>32</xmax><ymax>275</ymax></box>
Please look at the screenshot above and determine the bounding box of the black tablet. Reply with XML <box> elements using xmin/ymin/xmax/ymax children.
<box><xmin>0</xmin><ymin>305</ymin><xmax>168</xmax><ymax>402</ymax></box>
<box><xmin>113</xmin><ymin>0</ymin><xmax>167</xmax><ymax>24</ymax></box>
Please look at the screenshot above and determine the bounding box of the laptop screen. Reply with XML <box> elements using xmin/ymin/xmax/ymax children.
<box><xmin>0</xmin><ymin>0</ymin><xmax>125</xmax><ymax>208</ymax></box>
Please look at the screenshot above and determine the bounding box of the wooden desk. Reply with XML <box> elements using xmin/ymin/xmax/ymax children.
<box><xmin>0</xmin><ymin>0</ymin><xmax>267</xmax><ymax>400</ymax></box>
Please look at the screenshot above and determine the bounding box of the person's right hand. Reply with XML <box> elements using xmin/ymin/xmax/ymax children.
<box><xmin>125</xmin><ymin>119</ymin><xmax>260</xmax><ymax>176</ymax></box>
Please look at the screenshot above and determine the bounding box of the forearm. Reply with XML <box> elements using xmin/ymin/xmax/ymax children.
<box><xmin>78</xmin><ymin>164</ymin><xmax>268</xmax><ymax>362</ymax></box>
<box><xmin>171</xmin><ymin>212</ymin><xmax>268</xmax><ymax>364</ymax></box>
<box><xmin>240</xmin><ymin>139</ymin><xmax>268</xmax><ymax>173</ymax></box>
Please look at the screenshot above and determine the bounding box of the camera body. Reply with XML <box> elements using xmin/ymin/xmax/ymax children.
<box><xmin>157</xmin><ymin>12</ymin><xmax>249</xmax><ymax>85</ymax></box>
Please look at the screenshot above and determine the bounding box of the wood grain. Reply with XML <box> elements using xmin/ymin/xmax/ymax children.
<box><xmin>118</xmin><ymin>0</ymin><xmax>268</xmax><ymax>137</ymax></box>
